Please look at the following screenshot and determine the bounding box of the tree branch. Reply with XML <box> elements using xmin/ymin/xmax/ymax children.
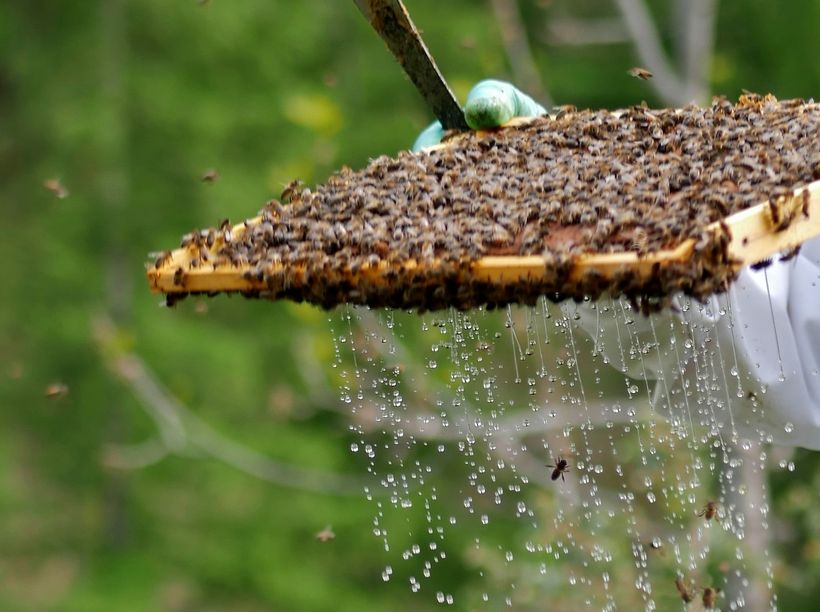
<box><xmin>612</xmin><ymin>0</ymin><xmax>688</xmax><ymax>104</ymax></box>
<box><xmin>93</xmin><ymin>316</ymin><xmax>369</xmax><ymax>496</ymax></box>
<box><xmin>677</xmin><ymin>0</ymin><xmax>718</xmax><ymax>102</ymax></box>
<box><xmin>544</xmin><ymin>16</ymin><xmax>630</xmax><ymax>46</ymax></box>
<box><xmin>489</xmin><ymin>0</ymin><xmax>553</xmax><ymax>106</ymax></box>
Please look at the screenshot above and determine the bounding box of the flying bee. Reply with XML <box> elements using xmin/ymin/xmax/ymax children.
<box><xmin>697</xmin><ymin>500</ymin><xmax>719</xmax><ymax>521</ymax></box>
<box><xmin>315</xmin><ymin>525</ymin><xmax>335</xmax><ymax>542</ymax></box>
<box><xmin>201</xmin><ymin>168</ymin><xmax>219</xmax><ymax>183</ymax></box>
<box><xmin>45</xmin><ymin>382</ymin><xmax>69</xmax><ymax>399</ymax></box>
<box><xmin>627</xmin><ymin>67</ymin><xmax>653</xmax><ymax>80</ymax></box>
<box><xmin>701</xmin><ymin>586</ymin><xmax>721</xmax><ymax>609</ymax></box>
<box><xmin>546</xmin><ymin>456</ymin><xmax>570</xmax><ymax>482</ymax></box>
<box><xmin>44</xmin><ymin>178</ymin><xmax>69</xmax><ymax>199</ymax></box>
<box><xmin>674</xmin><ymin>577</ymin><xmax>695</xmax><ymax>603</ymax></box>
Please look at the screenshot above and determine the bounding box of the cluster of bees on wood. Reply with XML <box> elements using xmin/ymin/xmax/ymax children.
<box><xmin>154</xmin><ymin>94</ymin><xmax>818</xmax><ymax>311</ymax></box>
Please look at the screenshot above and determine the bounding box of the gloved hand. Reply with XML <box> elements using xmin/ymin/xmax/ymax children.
<box><xmin>412</xmin><ymin>79</ymin><xmax>547</xmax><ymax>151</ymax></box>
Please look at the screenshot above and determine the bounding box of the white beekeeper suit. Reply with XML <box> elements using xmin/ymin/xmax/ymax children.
<box><xmin>573</xmin><ymin>238</ymin><xmax>820</xmax><ymax>449</ymax></box>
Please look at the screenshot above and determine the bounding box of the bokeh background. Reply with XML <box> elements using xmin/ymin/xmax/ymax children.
<box><xmin>2</xmin><ymin>0</ymin><xmax>820</xmax><ymax>610</ymax></box>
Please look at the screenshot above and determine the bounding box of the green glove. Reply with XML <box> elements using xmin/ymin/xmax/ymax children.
<box><xmin>412</xmin><ymin>79</ymin><xmax>547</xmax><ymax>152</ymax></box>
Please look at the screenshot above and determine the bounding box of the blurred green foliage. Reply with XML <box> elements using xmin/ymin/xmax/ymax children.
<box><xmin>1</xmin><ymin>0</ymin><xmax>819</xmax><ymax>610</ymax></box>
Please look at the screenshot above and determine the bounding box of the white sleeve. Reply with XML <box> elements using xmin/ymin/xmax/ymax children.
<box><xmin>571</xmin><ymin>237</ymin><xmax>820</xmax><ymax>449</ymax></box>
<box><xmin>729</xmin><ymin>238</ymin><xmax>820</xmax><ymax>448</ymax></box>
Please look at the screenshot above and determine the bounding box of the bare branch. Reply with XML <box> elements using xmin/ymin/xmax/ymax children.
<box><xmin>489</xmin><ymin>0</ymin><xmax>553</xmax><ymax>106</ymax></box>
<box><xmin>94</xmin><ymin>318</ymin><xmax>188</xmax><ymax>453</ymax></box>
<box><xmin>184</xmin><ymin>417</ymin><xmax>368</xmax><ymax>495</ymax></box>
<box><xmin>289</xmin><ymin>330</ymin><xmax>347</xmax><ymax>414</ymax></box>
<box><xmin>677</xmin><ymin>0</ymin><xmax>718</xmax><ymax>102</ymax></box>
<box><xmin>544</xmin><ymin>16</ymin><xmax>630</xmax><ymax>46</ymax></box>
<box><xmin>723</xmin><ymin>440</ymin><xmax>772</xmax><ymax>611</ymax></box>
<box><xmin>102</xmin><ymin>438</ymin><xmax>169</xmax><ymax>470</ymax></box>
<box><xmin>93</xmin><ymin>316</ymin><xmax>369</xmax><ymax>496</ymax></box>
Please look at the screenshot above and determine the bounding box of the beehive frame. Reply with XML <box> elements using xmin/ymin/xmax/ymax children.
<box><xmin>147</xmin><ymin>180</ymin><xmax>819</xmax><ymax>292</ymax></box>
<box><xmin>147</xmin><ymin>107</ymin><xmax>820</xmax><ymax>307</ymax></box>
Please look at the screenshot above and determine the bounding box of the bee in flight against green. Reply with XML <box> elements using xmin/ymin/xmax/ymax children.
<box><xmin>546</xmin><ymin>456</ymin><xmax>570</xmax><ymax>482</ymax></box>
<box><xmin>627</xmin><ymin>66</ymin><xmax>653</xmax><ymax>80</ymax></box>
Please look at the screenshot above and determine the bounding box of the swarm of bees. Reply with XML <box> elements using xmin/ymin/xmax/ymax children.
<box><xmin>152</xmin><ymin>94</ymin><xmax>819</xmax><ymax>311</ymax></box>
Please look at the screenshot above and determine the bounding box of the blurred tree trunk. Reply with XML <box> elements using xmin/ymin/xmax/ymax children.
<box><xmin>613</xmin><ymin>0</ymin><xmax>719</xmax><ymax>104</ymax></box>
<box><xmin>99</xmin><ymin>0</ymin><xmax>131</xmax><ymax>548</ymax></box>
<box><xmin>724</xmin><ymin>441</ymin><xmax>771</xmax><ymax>612</ymax></box>
<box><xmin>100</xmin><ymin>0</ymin><xmax>131</xmax><ymax>322</ymax></box>
<box><xmin>489</xmin><ymin>0</ymin><xmax>553</xmax><ymax>106</ymax></box>
<box><xmin>674</xmin><ymin>0</ymin><xmax>717</xmax><ymax>102</ymax></box>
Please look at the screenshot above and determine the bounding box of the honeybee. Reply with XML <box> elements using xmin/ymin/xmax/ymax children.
<box><xmin>45</xmin><ymin>382</ymin><xmax>69</xmax><ymax>399</ymax></box>
<box><xmin>674</xmin><ymin>577</ymin><xmax>695</xmax><ymax>603</ymax></box>
<box><xmin>627</xmin><ymin>67</ymin><xmax>653</xmax><ymax>80</ymax></box>
<box><xmin>697</xmin><ymin>500</ymin><xmax>718</xmax><ymax>521</ymax></box>
<box><xmin>547</xmin><ymin>456</ymin><xmax>570</xmax><ymax>482</ymax></box>
<box><xmin>201</xmin><ymin>168</ymin><xmax>219</xmax><ymax>183</ymax></box>
<box><xmin>315</xmin><ymin>525</ymin><xmax>336</xmax><ymax>542</ymax></box>
<box><xmin>750</xmin><ymin>257</ymin><xmax>772</xmax><ymax>271</ymax></box>
<box><xmin>44</xmin><ymin>178</ymin><xmax>69</xmax><ymax>199</ymax></box>
<box><xmin>281</xmin><ymin>179</ymin><xmax>305</xmax><ymax>204</ymax></box>
<box><xmin>779</xmin><ymin>246</ymin><xmax>801</xmax><ymax>262</ymax></box>
<box><xmin>153</xmin><ymin>250</ymin><xmax>172</xmax><ymax>269</ymax></box>
<box><xmin>702</xmin><ymin>586</ymin><xmax>721</xmax><ymax>609</ymax></box>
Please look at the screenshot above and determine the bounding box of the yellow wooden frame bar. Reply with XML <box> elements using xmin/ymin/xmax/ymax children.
<box><xmin>147</xmin><ymin>180</ymin><xmax>819</xmax><ymax>295</ymax></box>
